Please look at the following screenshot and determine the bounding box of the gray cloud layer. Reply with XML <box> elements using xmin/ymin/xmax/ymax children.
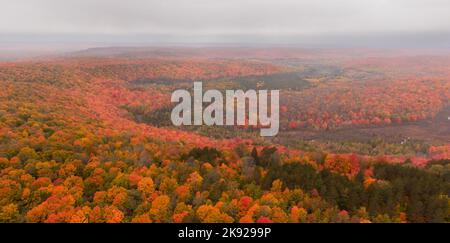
<box><xmin>1</xmin><ymin>0</ymin><xmax>450</xmax><ymax>46</ymax></box>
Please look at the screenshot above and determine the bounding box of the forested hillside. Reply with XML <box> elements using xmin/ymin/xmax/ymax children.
<box><xmin>0</xmin><ymin>49</ymin><xmax>449</xmax><ymax>222</ymax></box>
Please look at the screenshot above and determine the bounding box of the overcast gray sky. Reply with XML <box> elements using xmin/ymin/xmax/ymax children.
<box><xmin>1</xmin><ymin>0</ymin><xmax>450</xmax><ymax>47</ymax></box>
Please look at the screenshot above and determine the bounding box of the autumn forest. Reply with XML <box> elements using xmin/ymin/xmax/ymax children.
<box><xmin>0</xmin><ymin>47</ymin><xmax>449</xmax><ymax>223</ymax></box>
